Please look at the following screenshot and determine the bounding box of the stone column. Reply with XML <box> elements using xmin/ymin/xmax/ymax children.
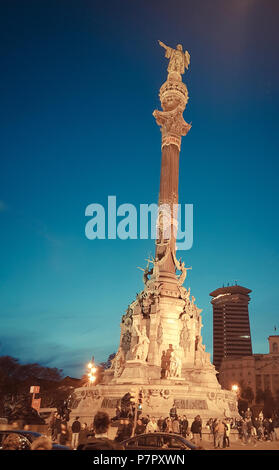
<box><xmin>153</xmin><ymin>74</ymin><xmax>191</xmax><ymax>284</ymax></box>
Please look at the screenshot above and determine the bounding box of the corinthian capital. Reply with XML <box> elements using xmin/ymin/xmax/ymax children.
<box><xmin>153</xmin><ymin>106</ymin><xmax>191</xmax><ymax>151</ymax></box>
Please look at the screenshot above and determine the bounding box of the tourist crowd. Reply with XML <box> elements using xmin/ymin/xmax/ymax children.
<box><xmin>1</xmin><ymin>408</ymin><xmax>279</xmax><ymax>450</ymax></box>
<box><xmin>48</xmin><ymin>407</ymin><xmax>279</xmax><ymax>450</ymax></box>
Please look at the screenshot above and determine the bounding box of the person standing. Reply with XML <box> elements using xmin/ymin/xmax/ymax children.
<box><xmin>135</xmin><ymin>418</ymin><xmax>146</xmax><ymax>436</ymax></box>
<box><xmin>172</xmin><ymin>417</ymin><xmax>180</xmax><ymax>434</ymax></box>
<box><xmin>268</xmin><ymin>418</ymin><xmax>275</xmax><ymax>441</ymax></box>
<box><xmin>145</xmin><ymin>416</ymin><xmax>158</xmax><ymax>433</ymax></box>
<box><xmin>83</xmin><ymin>412</ymin><xmax>123</xmax><ymax>450</ymax></box>
<box><xmin>211</xmin><ymin>418</ymin><xmax>218</xmax><ymax>447</ymax></box>
<box><xmin>163</xmin><ymin>417</ymin><xmax>172</xmax><ymax>433</ymax></box>
<box><xmin>190</xmin><ymin>416</ymin><xmax>202</xmax><ymax>447</ymax></box>
<box><xmin>142</xmin><ymin>415</ymin><xmax>150</xmax><ymax>426</ymax></box>
<box><xmin>196</xmin><ymin>415</ymin><xmax>203</xmax><ymax>440</ymax></box>
<box><xmin>59</xmin><ymin>423</ymin><xmax>70</xmax><ymax>446</ymax></box>
<box><xmin>157</xmin><ymin>416</ymin><xmax>164</xmax><ymax>432</ymax></box>
<box><xmin>78</xmin><ymin>423</ymin><xmax>89</xmax><ymax>449</ymax></box>
<box><xmin>263</xmin><ymin>417</ymin><xmax>270</xmax><ymax>440</ymax></box>
<box><xmin>241</xmin><ymin>418</ymin><xmax>248</xmax><ymax>445</ymax></box>
<box><xmin>111</xmin><ymin>406</ymin><xmax>121</xmax><ymax>421</ymax></box>
<box><xmin>49</xmin><ymin>412</ymin><xmax>56</xmax><ymax>441</ymax></box>
<box><xmin>223</xmin><ymin>419</ymin><xmax>230</xmax><ymax>448</ymax></box>
<box><xmin>115</xmin><ymin>419</ymin><xmax>133</xmax><ymax>442</ymax></box>
<box><xmin>169</xmin><ymin>404</ymin><xmax>177</xmax><ymax>420</ymax></box>
<box><xmin>214</xmin><ymin>419</ymin><xmax>225</xmax><ymax>449</ymax></box>
<box><xmin>245</xmin><ymin>408</ymin><xmax>252</xmax><ymax>420</ymax></box>
<box><xmin>54</xmin><ymin>413</ymin><xmax>62</xmax><ymax>443</ymax></box>
<box><xmin>181</xmin><ymin>415</ymin><xmax>188</xmax><ymax>437</ymax></box>
<box><xmin>273</xmin><ymin>415</ymin><xmax>279</xmax><ymax>441</ymax></box>
<box><xmin>71</xmin><ymin>416</ymin><xmax>81</xmax><ymax>450</ymax></box>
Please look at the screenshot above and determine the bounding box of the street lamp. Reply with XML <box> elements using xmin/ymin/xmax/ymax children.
<box><xmin>232</xmin><ymin>384</ymin><xmax>239</xmax><ymax>393</ymax></box>
<box><xmin>87</xmin><ymin>358</ymin><xmax>97</xmax><ymax>386</ymax></box>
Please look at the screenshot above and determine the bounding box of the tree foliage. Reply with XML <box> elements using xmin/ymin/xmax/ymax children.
<box><xmin>241</xmin><ymin>385</ymin><xmax>254</xmax><ymax>404</ymax></box>
<box><xmin>0</xmin><ymin>356</ymin><xmax>66</xmax><ymax>417</ymax></box>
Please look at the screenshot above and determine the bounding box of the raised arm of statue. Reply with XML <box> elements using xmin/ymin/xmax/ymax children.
<box><xmin>158</xmin><ymin>40</ymin><xmax>173</xmax><ymax>58</ymax></box>
<box><xmin>158</xmin><ymin>40</ymin><xmax>168</xmax><ymax>50</ymax></box>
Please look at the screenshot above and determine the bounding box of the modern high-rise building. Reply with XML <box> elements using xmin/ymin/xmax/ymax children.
<box><xmin>210</xmin><ymin>285</ymin><xmax>253</xmax><ymax>372</ymax></box>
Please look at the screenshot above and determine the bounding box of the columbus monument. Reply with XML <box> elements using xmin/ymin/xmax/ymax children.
<box><xmin>69</xmin><ymin>42</ymin><xmax>239</xmax><ymax>422</ymax></box>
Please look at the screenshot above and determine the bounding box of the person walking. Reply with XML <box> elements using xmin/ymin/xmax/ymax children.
<box><xmin>71</xmin><ymin>416</ymin><xmax>81</xmax><ymax>450</ymax></box>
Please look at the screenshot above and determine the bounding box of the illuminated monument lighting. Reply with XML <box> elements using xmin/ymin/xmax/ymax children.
<box><xmin>69</xmin><ymin>42</ymin><xmax>239</xmax><ymax>422</ymax></box>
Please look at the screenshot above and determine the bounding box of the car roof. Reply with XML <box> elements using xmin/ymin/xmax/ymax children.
<box><xmin>122</xmin><ymin>432</ymin><xmax>185</xmax><ymax>440</ymax></box>
<box><xmin>121</xmin><ymin>432</ymin><xmax>197</xmax><ymax>449</ymax></box>
<box><xmin>52</xmin><ymin>444</ymin><xmax>70</xmax><ymax>450</ymax></box>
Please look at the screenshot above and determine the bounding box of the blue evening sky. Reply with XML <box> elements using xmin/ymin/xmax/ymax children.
<box><xmin>0</xmin><ymin>0</ymin><xmax>278</xmax><ymax>377</ymax></box>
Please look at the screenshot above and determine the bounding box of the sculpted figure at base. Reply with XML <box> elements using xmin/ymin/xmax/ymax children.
<box><xmin>111</xmin><ymin>347</ymin><xmax>125</xmax><ymax>378</ymax></box>
<box><xmin>179</xmin><ymin>318</ymin><xmax>190</xmax><ymax>353</ymax></box>
<box><xmin>169</xmin><ymin>348</ymin><xmax>182</xmax><ymax>378</ymax></box>
<box><xmin>132</xmin><ymin>325</ymin><xmax>150</xmax><ymax>362</ymax></box>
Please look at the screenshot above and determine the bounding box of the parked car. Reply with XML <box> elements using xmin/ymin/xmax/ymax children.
<box><xmin>121</xmin><ymin>432</ymin><xmax>199</xmax><ymax>450</ymax></box>
<box><xmin>0</xmin><ymin>430</ymin><xmax>69</xmax><ymax>450</ymax></box>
